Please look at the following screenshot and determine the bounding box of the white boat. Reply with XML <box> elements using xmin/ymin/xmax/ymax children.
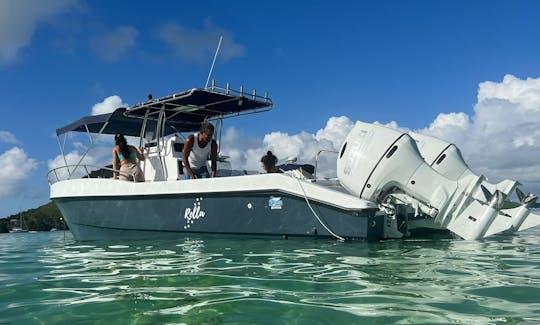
<box><xmin>48</xmin><ymin>82</ymin><xmax>540</xmax><ymax>241</ymax></box>
<box><xmin>9</xmin><ymin>228</ymin><xmax>28</xmax><ymax>233</ymax></box>
<box><xmin>49</xmin><ymin>83</ymin><xmax>383</xmax><ymax>241</ymax></box>
<box><xmin>9</xmin><ymin>211</ymin><xmax>28</xmax><ymax>233</ymax></box>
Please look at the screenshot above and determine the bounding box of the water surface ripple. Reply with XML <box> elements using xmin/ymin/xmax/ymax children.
<box><xmin>1</xmin><ymin>228</ymin><xmax>539</xmax><ymax>324</ymax></box>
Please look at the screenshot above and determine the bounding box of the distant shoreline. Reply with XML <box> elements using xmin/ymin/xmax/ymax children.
<box><xmin>0</xmin><ymin>201</ymin><xmax>66</xmax><ymax>233</ymax></box>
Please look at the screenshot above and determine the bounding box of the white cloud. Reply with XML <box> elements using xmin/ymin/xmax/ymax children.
<box><xmin>401</xmin><ymin>74</ymin><xmax>540</xmax><ymax>194</ymax></box>
<box><xmin>0</xmin><ymin>131</ymin><xmax>20</xmax><ymax>144</ymax></box>
<box><xmin>0</xmin><ymin>147</ymin><xmax>38</xmax><ymax>197</ymax></box>
<box><xmin>220</xmin><ymin>117</ymin><xmax>354</xmax><ymax>177</ymax></box>
<box><xmin>0</xmin><ymin>0</ymin><xmax>81</xmax><ymax>66</ymax></box>
<box><xmin>219</xmin><ymin>127</ymin><xmax>263</xmax><ymax>171</ymax></box>
<box><xmin>47</xmin><ymin>144</ymin><xmax>113</xmax><ymax>182</ymax></box>
<box><xmin>156</xmin><ymin>19</ymin><xmax>245</xmax><ymax>63</ymax></box>
<box><xmin>90</xmin><ymin>25</ymin><xmax>139</xmax><ymax>62</ymax></box>
<box><xmin>91</xmin><ymin>95</ymin><xmax>127</xmax><ymax>115</ymax></box>
<box><xmin>416</xmin><ymin>112</ymin><xmax>470</xmax><ymax>144</ymax></box>
<box><xmin>48</xmin><ymin>150</ymin><xmax>94</xmax><ymax>181</ymax></box>
<box><xmin>477</xmin><ymin>74</ymin><xmax>540</xmax><ymax>110</ymax></box>
<box><xmin>315</xmin><ymin>116</ymin><xmax>354</xmax><ymax>150</ymax></box>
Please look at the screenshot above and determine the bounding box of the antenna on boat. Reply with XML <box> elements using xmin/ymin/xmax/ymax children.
<box><xmin>204</xmin><ymin>35</ymin><xmax>223</xmax><ymax>89</ymax></box>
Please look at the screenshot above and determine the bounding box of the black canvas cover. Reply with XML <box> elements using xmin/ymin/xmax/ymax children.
<box><xmin>126</xmin><ymin>88</ymin><xmax>272</xmax><ymax>122</ymax></box>
<box><xmin>56</xmin><ymin>108</ymin><xmax>199</xmax><ymax>136</ymax></box>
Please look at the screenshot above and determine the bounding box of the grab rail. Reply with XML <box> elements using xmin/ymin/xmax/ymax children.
<box><xmin>206</xmin><ymin>79</ymin><xmax>272</xmax><ymax>104</ymax></box>
<box><xmin>47</xmin><ymin>165</ymin><xmax>135</xmax><ymax>185</ymax></box>
<box><xmin>314</xmin><ymin>150</ymin><xmax>338</xmax><ymax>178</ymax></box>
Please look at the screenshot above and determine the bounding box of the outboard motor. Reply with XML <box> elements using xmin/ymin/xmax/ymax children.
<box><xmin>409</xmin><ymin>132</ymin><xmax>540</xmax><ymax>233</ymax></box>
<box><xmin>410</xmin><ymin>132</ymin><xmax>517</xmax><ymax>193</ymax></box>
<box><xmin>337</xmin><ymin>122</ymin><xmax>514</xmax><ymax>240</ymax></box>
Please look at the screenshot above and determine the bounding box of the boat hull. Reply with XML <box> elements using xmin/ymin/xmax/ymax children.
<box><xmin>51</xmin><ymin>175</ymin><xmax>384</xmax><ymax>241</ymax></box>
<box><xmin>9</xmin><ymin>229</ymin><xmax>28</xmax><ymax>233</ymax></box>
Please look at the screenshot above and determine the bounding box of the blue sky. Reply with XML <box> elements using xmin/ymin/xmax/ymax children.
<box><xmin>2</xmin><ymin>0</ymin><xmax>540</xmax><ymax>216</ymax></box>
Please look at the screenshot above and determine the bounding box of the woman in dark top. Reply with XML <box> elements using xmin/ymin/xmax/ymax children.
<box><xmin>260</xmin><ymin>151</ymin><xmax>282</xmax><ymax>173</ymax></box>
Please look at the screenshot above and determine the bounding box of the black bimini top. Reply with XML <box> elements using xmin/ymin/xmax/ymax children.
<box><xmin>126</xmin><ymin>88</ymin><xmax>272</xmax><ymax>122</ymax></box>
<box><xmin>56</xmin><ymin>87</ymin><xmax>273</xmax><ymax>136</ymax></box>
<box><xmin>55</xmin><ymin>108</ymin><xmax>195</xmax><ymax>137</ymax></box>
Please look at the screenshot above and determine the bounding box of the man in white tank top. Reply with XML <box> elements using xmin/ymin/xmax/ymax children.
<box><xmin>182</xmin><ymin>123</ymin><xmax>218</xmax><ymax>179</ymax></box>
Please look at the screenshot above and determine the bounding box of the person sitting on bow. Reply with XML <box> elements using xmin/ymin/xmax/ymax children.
<box><xmin>260</xmin><ymin>151</ymin><xmax>282</xmax><ymax>173</ymax></box>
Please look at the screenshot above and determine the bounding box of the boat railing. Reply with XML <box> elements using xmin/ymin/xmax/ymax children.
<box><xmin>314</xmin><ymin>150</ymin><xmax>338</xmax><ymax>178</ymax></box>
<box><xmin>47</xmin><ymin>165</ymin><xmax>135</xmax><ymax>185</ymax></box>
<box><xmin>206</xmin><ymin>79</ymin><xmax>272</xmax><ymax>104</ymax></box>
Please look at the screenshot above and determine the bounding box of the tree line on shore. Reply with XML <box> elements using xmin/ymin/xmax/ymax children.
<box><xmin>0</xmin><ymin>201</ymin><xmax>67</xmax><ymax>233</ymax></box>
<box><xmin>0</xmin><ymin>167</ymin><xmax>113</xmax><ymax>232</ymax></box>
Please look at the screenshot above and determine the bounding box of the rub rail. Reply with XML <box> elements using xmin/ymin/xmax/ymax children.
<box><xmin>47</xmin><ymin>165</ymin><xmax>135</xmax><ymax>185</ymax></box>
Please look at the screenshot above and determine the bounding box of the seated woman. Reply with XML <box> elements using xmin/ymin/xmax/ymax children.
<box><xmin>112</xmin><ymin>134</ymin><xmax>145</xmax><ymax>182</ymax></box>
<box><xmin>260</xmin><ymin>151</ymin><xmax>282</xmax><ymax>173</ymax></box>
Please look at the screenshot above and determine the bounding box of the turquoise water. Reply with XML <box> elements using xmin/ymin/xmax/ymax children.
<box><xmin>1</xmin><ymin>229</ymin><xmax>540</xmax><ymax>324</ymax></box>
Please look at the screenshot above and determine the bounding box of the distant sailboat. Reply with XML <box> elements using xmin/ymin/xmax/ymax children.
<box><xmin>9</xmin><ymin>211</ymin><xmax>28</xmax><ymax>233</ymax></box>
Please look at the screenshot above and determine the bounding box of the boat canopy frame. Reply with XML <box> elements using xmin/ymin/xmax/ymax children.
<box><xmin>125</xmin><ymin>80</ymin><xmax>273</xmax><ymax>123</ymax></box>
<box><xmin>51</xmin><ymin>81</ymin><xmax>273</xmax><ymax>182</ymax></box>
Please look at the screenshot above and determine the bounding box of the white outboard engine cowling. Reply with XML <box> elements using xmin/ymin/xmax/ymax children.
<box><xmin>337</xmin><ymin>122</ymin><xmax>515</xmax><ymax>240</ymax></box>
<box><xmin>410</xmin><ymin>132</ymin><xmax>517</xmax><ymax>192</ymax></box>
<box><xmin>409</xmin><ymin>131</ymin><xmax>540</xmax><ymax>233</ymax></box>
<box><xmin>410</xmin><ymin>132</ymin><xmax>470</xmax><ymax>180</ymax></box>
<box><xmin>337</xmin><ymin>122</ymin><xmax>457</xmax><ymax>216</ymax></box>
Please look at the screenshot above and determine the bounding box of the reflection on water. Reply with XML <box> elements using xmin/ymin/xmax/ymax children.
<box><xmin>0</xmin><ymin>229</ymin><xmax>539</xmax><ymax>324</ymax></box>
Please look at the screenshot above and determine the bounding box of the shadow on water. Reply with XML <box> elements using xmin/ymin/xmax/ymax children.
<box><xmin>0</xmin><ymin>228</ymin><xmax>539</xmax><ymax>324</ymax></box>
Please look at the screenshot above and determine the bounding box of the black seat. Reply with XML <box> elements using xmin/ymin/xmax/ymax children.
<box><xmin>277</xmin><ymin>164</ymin><xmax>315</xmax><ymax>174</ymax></box>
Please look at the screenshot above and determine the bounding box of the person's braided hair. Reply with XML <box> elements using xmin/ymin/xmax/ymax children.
<box><xmin>115</xmin><ymin>134</ymin><xmax>130</xmax><ymax>158</ymax></box>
